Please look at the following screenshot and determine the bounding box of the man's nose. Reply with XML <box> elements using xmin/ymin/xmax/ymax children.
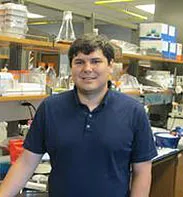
<box><xmin>83</xmin><ymin>61</ymin><xmax>93</xmax><ymax>71</ymax></box>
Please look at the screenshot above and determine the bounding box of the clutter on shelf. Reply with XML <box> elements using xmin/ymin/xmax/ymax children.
<box><xmin>0</xmin><ymin>70</ymin><xmax>46</xmax><ymax>96</ymax></box>
<box><xmin>110</xmin><ymin>39</ymin><xmax>139</xmax><ymax>54</ymax></box>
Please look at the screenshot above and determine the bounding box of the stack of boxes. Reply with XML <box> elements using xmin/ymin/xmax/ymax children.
<box><xmin>139</xmin><ymin>23</ymin><xmax>182</xmax><ymax>60</ymax></box>
<box><xmin>0</xmin><ymin>3</ymin><xmax>28</xmax><ymax>38</ymax></box>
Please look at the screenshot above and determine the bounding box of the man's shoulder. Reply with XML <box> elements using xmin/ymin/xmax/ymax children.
<box><xmin>108</xmin><ymin>90</ymin><xmax>145</xmax><ymax>116</ymax></box>
<box><xmin>110</xmin><ymin>90</ymin><xmax>141</xmax><ymax>106</ymax></box>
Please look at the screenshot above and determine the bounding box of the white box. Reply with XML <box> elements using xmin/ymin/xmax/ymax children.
<box><xmin>140</xmin><ymin>23</ymin><xmax>169</xmax><ymax>40</ymax></box>
<box><xmin>168</xmin><ymin>25</ymin><xmax>177</xmax><ymax>42</ymax></box>
<box><xmin>140</xmin><ymin>40</ymin><xmax>169</xmax><ymax>58</ymax></box>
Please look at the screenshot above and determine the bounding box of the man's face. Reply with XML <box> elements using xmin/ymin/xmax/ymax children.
<box><xmin>71</xmin><ymin>49</ymin><xmax>113</xmax><ymax>95</ymax></box>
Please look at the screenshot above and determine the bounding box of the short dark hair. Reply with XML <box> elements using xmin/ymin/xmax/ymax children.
<box><xmin>68</xmin><ymin>34</ymin><xmax>114</xmax><ymax>66</ymax></box>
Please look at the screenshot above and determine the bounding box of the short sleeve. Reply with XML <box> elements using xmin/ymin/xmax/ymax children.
<box><xmin>130</xmin><ymin>104</ymin><xmax>157</xmax><ymax>163</ymax></box>
<box><xmin>23</xmin><ymin>101</ymin><xmax>47</xmax><ymax>154</ymax></box>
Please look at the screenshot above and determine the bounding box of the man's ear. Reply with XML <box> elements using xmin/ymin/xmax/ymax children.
<box><xmin>108</xmin><ymin>59</ymin><xmax>114</xmax><ymax>74</ymax></box>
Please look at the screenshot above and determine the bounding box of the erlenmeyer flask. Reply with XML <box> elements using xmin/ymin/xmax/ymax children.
<box><xmin>56</xmin><ymin>11</ymin><xmax>76</xmax><ymax>43</ymax></box>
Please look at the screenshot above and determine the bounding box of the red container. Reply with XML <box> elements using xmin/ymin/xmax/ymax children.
<box><xmin>9</xmin><ymin>139</ymin><xmax>24</xmax><ymax>164</ymax></box>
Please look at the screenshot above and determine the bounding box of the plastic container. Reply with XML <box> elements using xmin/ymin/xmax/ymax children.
<box><xmin>0</xmin><ymin>14</ymin><xmax>27</xmax><ymax>23</ymax></box>
<box><xmin>4</xmin><ymin>9</ymin><xmax>27</xmax><ymax>17</ymax></box>
<box><xmin>9</xmin><ymin>139</ymin><xmax>24</xmax><ymax>164</ymax></box>
<box><xmin>3</xmin><ymin>25</ymin><xmax>28</xmax><ymax>34</ymax></box>
<box><xmin>154</xmin><ymin>132</ymin><xmax>180</xmax><ymax>148</ymax></box>
<box><xmin>0</xmin><ymin>3</ymin><xmax>28</xmax><ymax>38</ymax></box>
<box><xmin>3</xmin><ymin>3</ymin><xmax>28</xmax><ymax>17</ymax></box>
<box><xmin>0</xmin><ymin>72</ymin><xmax>14</xmax><ymax>94</ymax></box>
<box><xmin>2</xmin><ymin>21</ymin><xmax>27</xmax><ymax>29</ymax></box>
<box><xmin>0</xmin><ymin>122</ymin><xmax>8</xmax><ymax>143</ymax></box>
<box><xmin>0</xmin><ymin>4</ymin><xmax>5</xmax><ymax>15</ymax></box>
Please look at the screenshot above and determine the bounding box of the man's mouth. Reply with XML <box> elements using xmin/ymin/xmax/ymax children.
<box><xmin>81</xmin><ymin>77</ymin><xmax>97</xmax><ymax>80</ymax></box>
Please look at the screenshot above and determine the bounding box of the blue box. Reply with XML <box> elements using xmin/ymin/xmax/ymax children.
<box><xmin>168</xmin><ymin>25</ymin><xmax>177</xmax><ymax>42</ymax></box>
<box><xmin>169</xmin><ymin>42</ymin><xmax>177</xmax><ymax>59</ymax></box>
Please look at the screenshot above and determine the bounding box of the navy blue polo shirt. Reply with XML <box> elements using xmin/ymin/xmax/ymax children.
<box><xmin>24</xmin><ymin>88</ymin><xmax>157</xmax><ymax>197</ymax></box>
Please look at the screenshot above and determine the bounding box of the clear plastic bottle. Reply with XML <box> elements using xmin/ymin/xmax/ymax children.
<box><xmin>46</xmin><ymin>62</ymin><xmax>56</xmax><ymax>89</ymax></box>
<box><xmin>30</xmin><ymin>62</ymin><xmax>46</xmax><ymax>89</ymax></box>
<box><xmin>35</xmin><ymin>62</ymin><xmax>46</xmax><ymax>74</ymax></box>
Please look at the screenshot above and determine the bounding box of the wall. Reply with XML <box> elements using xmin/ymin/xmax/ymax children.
<box><xmin>29</xmin><ymin>23</ymin><xmax>84</xmax><ymax>38</ymax></box>
<box><xmin>154</xmin><ymin>0</ymin><xmax>183</xmax><ymax>43</ymax></box>
<box><xmin>96</xmin><ymin>24</ymin><xmax>132</xmax><ymax>42</ymax></box>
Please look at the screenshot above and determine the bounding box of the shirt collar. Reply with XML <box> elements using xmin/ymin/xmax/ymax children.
<box><xmin>73</xmin><ymin>86</ymin><xmax>111</xmax><ymax>108</ymax></box>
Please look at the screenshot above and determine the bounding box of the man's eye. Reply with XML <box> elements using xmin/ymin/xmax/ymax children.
<box><xmin>91</xmin><ymin>60</ymin><xmax>102</xmax><ymax>64</ymax></box>
<box><xmin>74</xmin><ymin>61</ymin><xmax>83</xmax><ymax>65</ymax></box>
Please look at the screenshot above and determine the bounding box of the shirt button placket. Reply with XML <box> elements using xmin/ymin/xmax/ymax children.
<box><xmin>86</xmin><ymin>124</ymin><xmax>91</xmax><ymax>129</ymax></box>
<box><xmin>85</xmin><ymin>113</ymin><xmax>93</xmax><ymax>134</ymax></box>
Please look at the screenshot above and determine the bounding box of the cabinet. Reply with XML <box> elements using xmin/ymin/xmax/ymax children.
<box><xmin>149</xmin><ymin>150</ymin><xmax>183</xmax><ymax>197</ymax></box>
<box><xmin>175</xmin><ymin>152</ymin><xmax>183</xmax><ymax>197</ymax></box>
<box><xmin>150</xmin><ymin>154</ymin><xmax>177</xmax><ymax>197</ymax></box>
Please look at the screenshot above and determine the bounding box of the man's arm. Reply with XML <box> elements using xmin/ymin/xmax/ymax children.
<box><xmin>0</xmin><ymin>149</ymin><xmax>43</xmax><ymax>197</ymax></box>
<box><xmin>130</xmin><ymin>160</ymin><xmax>152</xmax><ymax>197</ymax></box>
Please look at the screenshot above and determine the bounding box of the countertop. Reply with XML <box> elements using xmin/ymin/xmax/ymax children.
<box><xmin>153</xmin><ymin>147</ymin><xmax>181</xmax><ymax>162</ymax></box>
<box><xmin>16</xmin><ymin>190</ymin><xmax>48</xmax><ymax>197</ymax></box>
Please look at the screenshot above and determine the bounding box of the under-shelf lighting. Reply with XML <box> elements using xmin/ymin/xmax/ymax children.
<box><xmin>122</xmin><ymin>9</ymin><xmax>148</xmax><ymax>20</ymax></box>
<box><xmin>135</xmin><ymin>4</ymin><xmax>155</xmax><ymax>14</ymax></box>
<box><xmin>95</xmin><ymin>0</ymin><xmax>134</xmax><ymax>5</ymax></box>
<box><xmin>95</xmin><ymin>2</ymin><xmax>148</xmax><ymax>20</ymax></box>
<box><xmin>27</xmin><ymin>12</ymin><xmax>45</xmax><ymax>19</ymax></box>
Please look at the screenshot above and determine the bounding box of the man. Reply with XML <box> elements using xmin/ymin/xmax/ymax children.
<box><xmin>0</xmin><ymin>34</ymin><xmax>157</xmax><ymax>197</ymax></box>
